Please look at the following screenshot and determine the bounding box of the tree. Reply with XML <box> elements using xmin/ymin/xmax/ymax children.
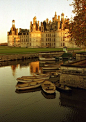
<box><xmin>69</xmin><ymin>0</ymin><xmax>86</xmax><ymax>47</ymax></box>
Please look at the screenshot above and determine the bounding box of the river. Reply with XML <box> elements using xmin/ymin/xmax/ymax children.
<box><xmin>0</xmin><ymin>59</ymin><xmax>86</xmax><ymax>122</ymax></box>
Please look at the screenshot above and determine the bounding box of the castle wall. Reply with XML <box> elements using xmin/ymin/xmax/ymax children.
<box><xmin>7</xmin><ymin>12</ymin><xmax>78</xmax><ymax>48</ymax></box>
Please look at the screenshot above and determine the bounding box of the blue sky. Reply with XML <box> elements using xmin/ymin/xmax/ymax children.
<box><xmin>0</xmin><ymin>0</ymin><xmax>74</xmax><ymax>43</ymax></box>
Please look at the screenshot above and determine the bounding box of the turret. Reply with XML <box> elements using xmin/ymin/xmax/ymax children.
<box><xmin>41</xmin><ymin>22</ymin><xmax>44</xmax><ymax>32</ymax></box>
<box><xmin>30</xmin><ymin>21</ymin><xmax>32</xmax><ymax>32</ymax></box>
<box><xmin>19</xmin><ymin>28</ymin><xmax>21</xmax><ymax>32</ymax></box>
<box><xmin>12</xmin><ymin>20</ymin><xmax>15</xmax><ymax>28</ymax></box>
<box><xmin>38</xmin><ymin>21</ymin><xmax>39</xmax><ymax>31</ymax></box>
<box><xmin>55</xmin><ymin>12</ymin><xmax>57</xmax><ymax>20</ymax></box>
<box><xmin>46</xmin><ymin>18</ymin><xmax>49</xmax><ymax>24</ymax></box>
<box><xmin>16</xmin><ymin>29</ymin><xmax>18</xmax><ymax>35</ymax></box>
<box><xmin>33</xmin><ymin>16</ymin><xmax>36</xmax><ymax>24</ymax></box>
<box><xmin>58</xmin><ymin>15</ymin><xmax>60</xmax><ymax>21</ymax></box>
<box><xmin>52</xmin><ymin>17</ymin><xmax>54</xmax><ymax>22</ymax></box>
<box><xmin>61</xmin><ymin>13</ymin><xmax>64</xmax><ymax>24</ymax></box>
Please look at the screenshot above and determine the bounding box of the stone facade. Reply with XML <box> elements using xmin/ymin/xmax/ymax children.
<box><xmin>7</xmin><ymin>12</ymin><xmax>78</xmax><ymax>48</ymax></box>
<box><xmin>7</xmin><ymin>20</ymin><xmax>20</xmax><ymax>47</ymax></box>
<box><xmin>29</xmin><ymin>12</ymin><xmax>75</xmax><ymax>48</ymax></box>
<box><xmin>18</xmin><ymin>28</ymin><xmax>29</xmax><ymax>47</ymax></box>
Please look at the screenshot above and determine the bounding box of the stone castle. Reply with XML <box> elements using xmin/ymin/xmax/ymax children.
<box><xmin>7</xmin><ymin>12</ymin><xmax>77</xmax><ymax>48</ymax></box>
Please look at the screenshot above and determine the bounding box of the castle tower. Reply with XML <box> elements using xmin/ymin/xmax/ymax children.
<box><xmin>11</xmin><ymin>20</ymin><xmax>16</xmax><ymax>35</ymax></box>
<box><xmin>38</xmin><ymin>21</ymin><xmax>39</xmax><ymax>31</ymax></box>
<box><xmin>30</xmin><ymin>21</ymin><xmax>32</xmax><ymax>32</ymax></box>
<box><xmin>16</xmin><ymin>29</ymin><xmax>18</xmax><ymax>35</ymax></box>
<box><xmin>61</xmin><ymin>13</ymin><xmax>64</xmax><ymax>30</ymax></box>
<box><xmin>61</xmin><ymin>13</ymin><xmax>64</xmax><ymax>24</ymax></box>
<box><xmin>33</xmin><ymin>16</ymin><xmax>36</xmax><ymax>32</ymax></box>
<box><xmin>12</xmin><ymin>20</ymin><xmax>15</xmax><ymax>28</ymax></box>
<box><xmin>58</xmin><ymin>15</ymin><xmax>60</xmax><ymax>21</ymax></box>
<box><xmin>33</xmin><ymin>16</ymin><xmax>36</xmax><ymax>24</ymax></box>
<box><xmin>55</xmin><ymin>12</ymin><xmax>57</xmax><ymax>20</ymax></box>
<box><xmin>41</xmin><ymin>22</ymin><xmax>44</xmax><ymax>32</ymax></box>
<box><xmin>46</xmin><ymin>18</ymin><xmax>49</xmax><ymax>24</ymax></box>
<box><xmin>57</xmin><ymin>15</ymin><xmax>60</xmax><ymax>30</ymax></box>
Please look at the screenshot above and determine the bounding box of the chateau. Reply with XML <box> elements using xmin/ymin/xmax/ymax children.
<box><xmin>7</xmin><ymin>12</ymin><xmax>77</xmax><ymax>48</ymax></box>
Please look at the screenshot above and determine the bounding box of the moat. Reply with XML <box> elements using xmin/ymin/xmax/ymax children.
<box><xmin>0</xmin><ymin>59</ymin><xmax>86</xmax><ymax>122</ymax></box>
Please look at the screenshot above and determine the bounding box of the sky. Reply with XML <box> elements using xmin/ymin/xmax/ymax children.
<box><xmin>0</xmin><ymin>0</ymin><xmax>74</xmax><ymax>43</ymax></box>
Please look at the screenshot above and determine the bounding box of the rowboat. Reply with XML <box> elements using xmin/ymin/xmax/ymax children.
<box><xmin>17</xmin><ymin>79</ymin><xmax>45</xmax><ymax>84</ymax></box>
<box><xmin>15</xmin><ymin>87</ymin><xmax>41</xmax><ymax>94</ymax></box>
<box><xmin>41</xmin><ymin>80</ymin><xmax>56</xmax><ymax>94</ymax></box>
<box><xmin>55</xmin><ymin>82</ymin><xmax>72</xmax><ymax>92</ymax></box>
<box><xmin>21</xmin><ymin>75</ymin><xmax>49</xmax><ymax>79</ymax></box>
<box><xmin>41</xmin><ymin>89</ymin><xmax>56</xmax><ymax>99</ymax></box>
<box><xmin>17</xmin><ymin>75</ymin><xmax>49</xmax><ymax>81</ymax></box>
<box><xmin>16</xmin><ymin>81</ymin><xmax>41</xmax><ymax>90</ymax></box>
<box><xmin>39</xmin><ymin>57</ymin><xmax>55</xmax><ymax>61</ymax></box>
<box><xmin>42</xmin><ymin>66</ymin><xmax>59</xmax><ymax>70</ymax></box>
<box><xmin>33</xmin><ymin>73</ymin><xmax>50</xmax><ymax>77</ymax></box>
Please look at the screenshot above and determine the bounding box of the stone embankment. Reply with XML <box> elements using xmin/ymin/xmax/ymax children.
<box><xmin>0</xmin><ymin>53</ymin><xmax>39</xmax><ymax>62</ymax></box>
<box><xmin>0</xmin><ymin>51</ymin><xmax>64</xmax><ymax>62</ymax></box>
<box><xmin>60</xmin><ymin>59</ymin><xmax>86</xmax><ymax>89</ymax></box>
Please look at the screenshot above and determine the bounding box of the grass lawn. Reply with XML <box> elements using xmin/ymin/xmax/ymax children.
<box><xmin>0</xmin><ymin>46</ymin><xmax>81</xmax><ymax>55</ymax></box>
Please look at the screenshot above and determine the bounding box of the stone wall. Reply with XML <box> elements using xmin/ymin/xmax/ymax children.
<box><xmin>0</xmin><ymin>53</ymin><xmax>39</xmax><ymax>62</ymax></box>
<box><xmin>60</xmin><ymin>62</ymin><xmax>86</xmax><ymax>89</ymax></box>
<box><xmin>76</xmin><ymin>53</ymin><xmax>86</xmax><ymax>60</ymax></box>
<box><xmin>0</xmin><ymin>51</ymin><xmax>64</xmax><ymax>62</ymax></box>
<box><xmin>60</xmin><ymin>73</ymin><xmax>86</xmax><ymax>89</ymax></box>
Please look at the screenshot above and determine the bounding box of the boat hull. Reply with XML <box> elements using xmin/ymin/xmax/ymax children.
<box><xmin>41</xmin><ymin>80</ymin><xmax>56</xmax><ymax>94</ymax></box>
<box><xmin>16</xmin><ymin>81</ymin><xmax>41</xmax><ymax>90</ymax></box>
<box><xmin>39</xmin><ymin>58</ymin><xmax>55</xmax><ymax>61</ymax></box>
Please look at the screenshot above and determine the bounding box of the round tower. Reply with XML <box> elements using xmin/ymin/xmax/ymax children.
<box><xmin>58</xmin><ymin>15</ymin><xmax>60</xmax><ymax>21</ymax></box>
<box><xmin>61</xmin><ymin>13</ymin><xmax>64</xmax><ymax>24</ymax></box>
<box><xmin>12</xmin><ymin>20</ymin><xmax>15</xmax><ymax>28</ymax></box>
<box><xmin>33</xmin><ymin>16</ymin><xmax>36</xmax><ymax>24</ymax></box>
<box><xmin>46</xmin><ymin>18</ymin><xmax>49</xmax><ymax>23</ymax></box>
<box><xmin>55</xmin><ymin>12</ymin><xmax>57</xmax><ymax>20</ymax></box>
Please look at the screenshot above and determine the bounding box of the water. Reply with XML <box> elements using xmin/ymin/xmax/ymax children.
<box><xmin>0</xmin><ymin>59</ymin><xmax>86</xmax><ymax>122</ymax></box>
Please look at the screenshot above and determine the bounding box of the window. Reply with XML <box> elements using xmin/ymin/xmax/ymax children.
<box><xmin>63</xmin><ymin>38</ymin><xmax>65</xmax><ymax>41</ymax></box>
<box><xmin>63</xmin><ymin>43</ymin><xmax>65</xmax><ymax>46</ymax></box>
<box><xmin>54</xmin><ymin>38</ymin><xmax>55</xmax><ymax>42</ymax></box>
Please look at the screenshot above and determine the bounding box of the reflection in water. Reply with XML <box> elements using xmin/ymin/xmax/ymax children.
<box><xmin>11</xmin><ymin>65</ymin><xmax>18</xmax><ymax>76</ymax></box>
<box><xmin>41</xmin><ymin>89</ymin><xmax>56</xmax><ymax>99</ymax></box>
<box><xmin>1</xmin><ymin>59</ymin><xmax>86</xmax><ymax>122</ymax></box>
<box><xmin>15</xmin><ymin>85</ymin><xmax>56</xmax><ymax>99</ymax></box>
<box><xmin>8</xmin><ymin>59</ymin><xmax>38</xmax><ymax>76</ymax></box>
<box><xmin>30</xmin><ymin>61</ymin><xmax>39</xmax><ymax>73</ymax></box>
<box><xmin>59</xmin><ymin>88</ymin><xmax>86</xmax><ymax>122</ymax></box>
<box><xmin>60</xmin><ymin>88</ymin><xmax>86</xmax><ymax>110</ymax></box>
<box><xmin>15</xmin><ymin>86</ymin><xmax>41</xmax><ymax>94</ymax></box>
